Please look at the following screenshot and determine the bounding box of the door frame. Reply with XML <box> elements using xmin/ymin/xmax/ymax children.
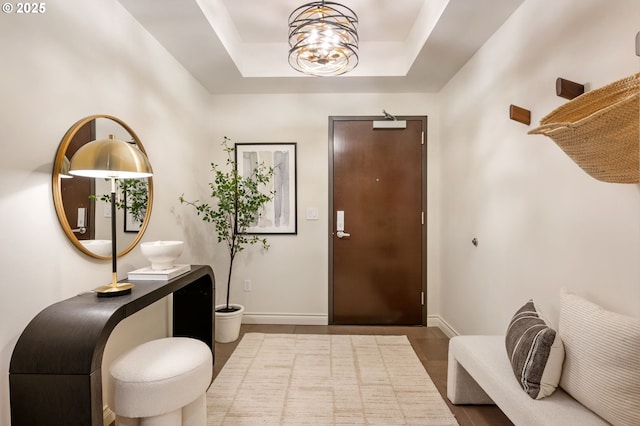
<box><xmin>328</xmin><ymin>115</ymin><xmax>428</xmax><ymax>325</ymax></box>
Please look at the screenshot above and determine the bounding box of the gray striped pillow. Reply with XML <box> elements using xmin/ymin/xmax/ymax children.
<box><xmin>505</xmin><ymin>300</ymin><xmax>565</xmax><ymax>399</ymax></box>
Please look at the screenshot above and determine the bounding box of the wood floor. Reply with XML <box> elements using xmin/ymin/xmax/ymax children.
<box><xmin>213</xmin><ymin>324</ymin><xmax>513</xmax><ymax>426</ymax></box>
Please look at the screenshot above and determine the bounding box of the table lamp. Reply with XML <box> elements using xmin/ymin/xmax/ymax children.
<box><xmin>69</xmin><ymin>134</ymin><xmax>153</xmax><ymax>297</ymax></box>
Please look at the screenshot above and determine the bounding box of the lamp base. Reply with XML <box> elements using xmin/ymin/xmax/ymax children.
<box><xmin>95</xmin><ymin>282</ymin><xmax>134</xmax><ymax>297</ymax></box>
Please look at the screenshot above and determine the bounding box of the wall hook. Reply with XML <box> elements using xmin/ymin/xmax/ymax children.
<box><xmin>509</xmin><ymin>105</ymin><xmax>531</xmax><ymax>125</ymax></box>
<box><xmin>556</xmin><ymin>78</ymin><xmax>585</xmax><ymax>100</ymax></box>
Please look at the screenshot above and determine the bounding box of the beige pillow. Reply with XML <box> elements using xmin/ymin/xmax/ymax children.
<box><xmin>559</xmin><ymin>291</ymin><xmax>640</xmax><ymax>426</ymax></box>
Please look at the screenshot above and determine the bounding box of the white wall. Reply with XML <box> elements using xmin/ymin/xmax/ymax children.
<box><xmin>438</xmin><ymin>0</ymin><xmax>640</xmax><ymax>335</ymax></box>
<box><xmin>174</xmin><ymin>93</ymin><xmax>442</xmax><ymax>324</ymax></box>
<box><xmin>0</xmin><ymin>3</ymin><xmax>441</xmax><ymax>423</ymax></box>
<box><xmin>3</xmin><ymin>0</ymin><xmax>638</xmax><ymax>423</ymax></box>
<box><xmin>0</xmin><ymin>1</ymin><xmax>214</xmax><ymax>424</ymax></box>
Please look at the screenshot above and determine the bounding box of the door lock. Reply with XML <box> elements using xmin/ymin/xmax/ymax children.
<box><xmin>336</xmin><ymin>211</ymin><xmax>350</xmax><ymax>238</ymax></box>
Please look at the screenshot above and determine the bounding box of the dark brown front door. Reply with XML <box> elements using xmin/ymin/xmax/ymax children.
<box><xmin>330</xmin><ymin>116</ymin><xmax>426</xmax><ymax>325</ymax></box>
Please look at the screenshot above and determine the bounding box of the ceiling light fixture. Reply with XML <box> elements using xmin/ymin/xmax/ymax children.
<box><xmin>288</xmin><ymin>1</ymin><xmax>359</xmax><ymax>77</ymax></box>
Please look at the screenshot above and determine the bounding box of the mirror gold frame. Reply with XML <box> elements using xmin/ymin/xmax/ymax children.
<box><xmin>52</xmin><ymin>114</ymin><xmax>154</xmax><ymax>259</ymax></box>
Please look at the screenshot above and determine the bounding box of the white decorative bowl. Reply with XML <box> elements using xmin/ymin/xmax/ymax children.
<box><xmin>140</xmin><ymin>241</ymin><xmax>184</xmax><ymax>270</ymax></box>
<box><xmin>80</xmin><ymin>240</ymin><xmax>112</xmax><ymax>257</ymax></box>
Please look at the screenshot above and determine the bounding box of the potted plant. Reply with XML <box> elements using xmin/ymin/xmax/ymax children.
<box><xmin>179</xmin><ymin>136</ymin><xmax>274</xmax><ymax>343</ymax></box>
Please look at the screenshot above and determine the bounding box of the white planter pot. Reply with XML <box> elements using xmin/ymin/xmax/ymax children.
<box><xmin>214</xmin><ymin>304</ymin><xmax>244</xmax><ymax>343</ymax></box>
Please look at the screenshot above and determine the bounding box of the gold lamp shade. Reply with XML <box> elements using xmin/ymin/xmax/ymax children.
<box><xmin>59</xmin><ymin>156</ymin><xmax>73</xmax><ymax>179</ymax></box>
<box><xmin>69</xmin><ymin>134</ymin><xmax>153</xmax><ymax>179</ymax></box>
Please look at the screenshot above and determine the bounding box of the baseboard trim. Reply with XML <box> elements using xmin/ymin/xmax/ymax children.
<box><xmin>242</xmin><ymin>312</ymin><xmax>458</xmax><ymax>336</ymax></box>
<box><xmin>427</xmin><ymin>315</ymin><xmax>458</xmax><ymax>338</ymax></box>
<box><xmin>103</xmin><ymin>406</ymin><xmax>115</xmax><ymax>426</ymax></box>
<box><xmin>242</xmin><ymin>312</ymin><xmax>328</xmax><ymax>325</ymax></box>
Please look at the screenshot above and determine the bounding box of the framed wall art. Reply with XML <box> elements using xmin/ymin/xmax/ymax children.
<box><xmin>123</xmin><ymin>178</ymin><xmax>149</xmax><ymax>233</ymax></box>
<box><xmin>235</xmin><ymin>142</ymin><xmax>297</xmax><ymax>235</ymax></box>
<box><xmin>123</xmin><ymin>192</ymin><xmax>141</xmax><ymax>233</ymax></box>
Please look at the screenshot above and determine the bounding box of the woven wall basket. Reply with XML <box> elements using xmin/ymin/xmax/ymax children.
<box><xmin>529</xmin><ymin>73</ymin><xmax>639</xmax><ymax>183</ymax></box>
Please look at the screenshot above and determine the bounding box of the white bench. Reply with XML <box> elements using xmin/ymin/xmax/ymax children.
<box><xmin>447</xmin><ymin>335</ymin><xmax>609</xmax><ymax>426</ymax></box>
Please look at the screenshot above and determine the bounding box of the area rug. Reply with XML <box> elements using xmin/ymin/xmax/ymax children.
<box><xmin>207</xmin><ymin>333</ymin><xmax>458</xmax><ymax>425</ymax></box>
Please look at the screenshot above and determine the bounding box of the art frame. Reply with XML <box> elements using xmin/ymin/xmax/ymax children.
<box><xmin>122</xmin><ymin>177</ymin><xmax>149</xmax><ymax>233</ymax></box>
<box><xmin>235</xmin><ymin>142</ymin><xmax>297</xmax><ymax>235</ymax></box>
<box><xmin>123</xmin><ymin>189</ymin><xmax>142</xmax><ymax>233</ymax></box>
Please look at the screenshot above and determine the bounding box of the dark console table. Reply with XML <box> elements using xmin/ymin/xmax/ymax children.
<box><xmin>9</xmin><ymin>264</ymin><xmax>214</xmax><ymax>426</ymax></box>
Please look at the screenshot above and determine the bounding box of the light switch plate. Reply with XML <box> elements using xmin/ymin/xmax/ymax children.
<box><xmin>306</xmin><ymin>207</ymin><xmax>319</xmax><ymax>220</ymax></box>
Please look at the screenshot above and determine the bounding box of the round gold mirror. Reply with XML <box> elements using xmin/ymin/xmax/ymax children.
<box><xmin>52</xmin><ymin>115</ymin><xmax>154</xmax><ymax>259</ymax></box>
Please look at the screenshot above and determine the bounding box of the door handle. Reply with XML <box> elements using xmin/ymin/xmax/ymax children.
<box><xmin>336</xmin><ymin>231</ymin><xmax>350</xmax><ymax>238</ymax></box>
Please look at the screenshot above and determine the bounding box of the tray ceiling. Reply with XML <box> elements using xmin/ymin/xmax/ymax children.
<box><xmin>118</xmin><ymin>0</ymin><xmax>524</xmax><ymax>94</ymax></box>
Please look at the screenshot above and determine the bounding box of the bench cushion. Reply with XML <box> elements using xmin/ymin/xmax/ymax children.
<box><xmin>448</xmin><ymin>335</ymin><xmax>609</xmax><ymax>426</ymax></box>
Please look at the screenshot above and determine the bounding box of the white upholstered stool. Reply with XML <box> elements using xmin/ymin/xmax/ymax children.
<box><xmin>108</xmin><ymin>337</ymin><xmax>212</xmax><ymax>426</ymax></box>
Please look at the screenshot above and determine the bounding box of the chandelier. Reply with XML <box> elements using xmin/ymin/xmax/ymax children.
<box><xmin>288</xmin><ymin>1</ymin><xmax>359</xmax><ymax>77</ymax></box>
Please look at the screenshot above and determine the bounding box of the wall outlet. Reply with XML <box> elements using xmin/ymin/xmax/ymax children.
<box><xmin>243</xmin><ymin>279</ymin><xmax>251</xmax><ymax>292</ymax></box>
